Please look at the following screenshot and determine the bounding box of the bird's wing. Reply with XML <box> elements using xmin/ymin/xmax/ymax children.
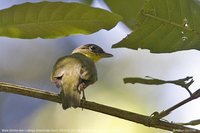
<box><xmin>79</xmin><ymin>59</ymin><xmax>97</xmax><ymax>86</ymax></box>
<box><xmin>50</xmin><ymin>56</ymin><xmax>70</xmax><ymax>88</ymax></box>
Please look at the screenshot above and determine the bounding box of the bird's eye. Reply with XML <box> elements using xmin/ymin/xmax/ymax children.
<box><xmin>89</xmin><ymin>45</ymin><xmax>95</xmax><ymax>51</ymax></box>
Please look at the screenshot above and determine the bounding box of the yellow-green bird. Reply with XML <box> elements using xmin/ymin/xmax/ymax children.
<box><xmin>51</xmin><ymin>44</ymin><xmax>113</xmax><ymax>109</ymax></box>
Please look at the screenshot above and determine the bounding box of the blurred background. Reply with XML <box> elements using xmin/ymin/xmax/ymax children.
<box><xmin>0</xmin><ymin>0</ymin><xmax>200</xmax><ymax>133</ymax></box>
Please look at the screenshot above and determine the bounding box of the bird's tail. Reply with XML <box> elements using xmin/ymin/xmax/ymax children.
<box><xmin>61</xmin><ymin>87</ymin><xmax>81</xmax><ymax>110</ymax></box>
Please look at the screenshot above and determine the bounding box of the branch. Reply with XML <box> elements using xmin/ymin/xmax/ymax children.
<box><xmin>0</xmin><ymin>82</ymin><xmax>199</xmax><ymax>132</ymax></box>
<box><xmin>177</xmin><ymin>119</ymin><xmax>200</xmax><ymax>126</ymax></box>
<box><xmin>124</xmin><ymin>76</ymin><xmax>193</xmax><ymax>96</ymax></box>
<box><xmin>152</xmin><ymin>89</ymin><xmax>200</xmax><ymax>119</ymax></box>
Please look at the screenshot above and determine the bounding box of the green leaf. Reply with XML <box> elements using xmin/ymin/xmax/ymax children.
<box><xmin>113</xmin><ymin>0</ymin><xmax>200</xmax><ymax>53</ymax></box>
<box><xmin>104</xmin><ymin>0</ymin><xmax>145</xmax><ymax>29</ymax></box>
<box><xmin>0</xmin><ymin>1</ymin><xmax>121</xmax><ymax>39</ymax></box>
<box><xmin>81</xmin><ymin>0</ymin><xmax>93</xmax><ymax>5</ymax></box>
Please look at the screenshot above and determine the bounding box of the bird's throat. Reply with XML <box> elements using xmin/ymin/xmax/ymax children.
<box><xmin>81</xmin><ymin>53</ymin><xmax>100</xmax><ymax>62</ymax></box>
<box><xmin>72</xmin><ymin>50</ymin><xmax>101</xmax><ymax>62</ymax></box>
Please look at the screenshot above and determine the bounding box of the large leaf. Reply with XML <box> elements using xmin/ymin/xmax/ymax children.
<box><xmin>113</xmin><ymin>0</ymin><xmax>200</xmax><ymax>53</ymax></box>
<box><xmin>104</xmin><ymin>0</ymin><xmax>145</xmax><ymax>29</ymax></box>
<box><xmin>0</xmin><ymin>2</ymin><xmax>121</xmax><ymax>39</ymax></box>
<box><xmin>81</xmin><ymin>0</ymin><xmax>93</xmax><ymax>5</ymax></box>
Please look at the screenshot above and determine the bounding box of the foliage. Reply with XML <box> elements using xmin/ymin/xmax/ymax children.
<box><xmin>1</xmin><ymin>0</ymin><xmax>200</xmax><ymax>53</ymax></box>
<box><xmin>107</xmin><ymin>0</ymin><xmax>200</xmax><ymax>53</ymax></box>
<box><xmin>0</xmin><ymin>1</ymin><xmax>121</xmax><ymax>38</ymax></box>
<box><xmin>105</xmin><ymin>0</ymin><xmax>145</xmax><ymax>29</ymax></box>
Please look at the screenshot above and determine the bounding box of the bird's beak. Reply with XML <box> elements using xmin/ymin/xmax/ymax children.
<box><xmin>101</xmin><ymin>52</ymin><xmax>113</xmax><ymax>58</ymax></box>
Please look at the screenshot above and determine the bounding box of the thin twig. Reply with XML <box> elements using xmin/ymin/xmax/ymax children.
<box><xmin>152</xmin><ymin>89</ymin><xmax>200</xmax><ymax>119</ymax></box>
<box><xmin>0</xmin><ymin>82</ymin><xmax>199</xmax><ymax>132</ymax></box>
<box><xmin>176</xmin><ymin>119</ymin><xmax>200</xmax><ymax>126</ymax></box>
<box><xmin>124</xmin><ymin>76</ymin><xmax>193</xmax><ymax>96</ymax></box>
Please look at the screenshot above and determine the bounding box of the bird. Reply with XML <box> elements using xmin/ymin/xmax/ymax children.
<box><xmin>51</xmin><ymin>44</ymin><xmax>113</xmax><ymax>110</ymax></box>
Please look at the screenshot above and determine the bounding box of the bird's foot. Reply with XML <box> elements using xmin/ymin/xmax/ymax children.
<box><xmin>81</xmin><ymin>90</ymin><xmax>86</xmax><ymax>111</ymax></box>
<box><xmin>79</xmin><ymin>82</ymin><xmax>87</xmax><ymax>90</ymax></box>
<box><xmin>78</xmin><ymin>82</ymin><xmax>87</xmax><ymax>100</ymax></box>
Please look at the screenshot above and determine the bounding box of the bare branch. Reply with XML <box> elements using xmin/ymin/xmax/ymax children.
<box><xmin>0</xmin><ymin>82</ymin><xmax>61</xmax><ymax>103</ymax></box>
<box><xmin>124</xmin><ymin>76</ymin><xmax>193</xmax><ymax>96</ymax></box>
<box><xmin>177</xmin><ymin>119</ymin><xmax>200</xmax><ymax>126</ymax></box>
<box><xmin>152</xmin><ymin>89</ymin><xmax>200</xmax><ymax>119</ymax></box>
<box><xmin>0</xmin><ymin>82</ymin><xmax>199</xmax><ymax>132</ymax></box>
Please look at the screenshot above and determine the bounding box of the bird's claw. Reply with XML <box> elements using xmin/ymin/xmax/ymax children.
<box><xmin>81</xmin><ymin>90</ymin><xmax>86</xmax><ymax>111</ymax></box>
<box><xmin>81</xmin><ymin>98</ymin><xmax>86</xmax><ymax>111</ymax></box>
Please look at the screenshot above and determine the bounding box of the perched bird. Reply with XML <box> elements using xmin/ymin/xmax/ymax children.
<box><xmin>51</xmin><ymin>44</ymin><xmax>113</xmax><ymax>109</ymax></box>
